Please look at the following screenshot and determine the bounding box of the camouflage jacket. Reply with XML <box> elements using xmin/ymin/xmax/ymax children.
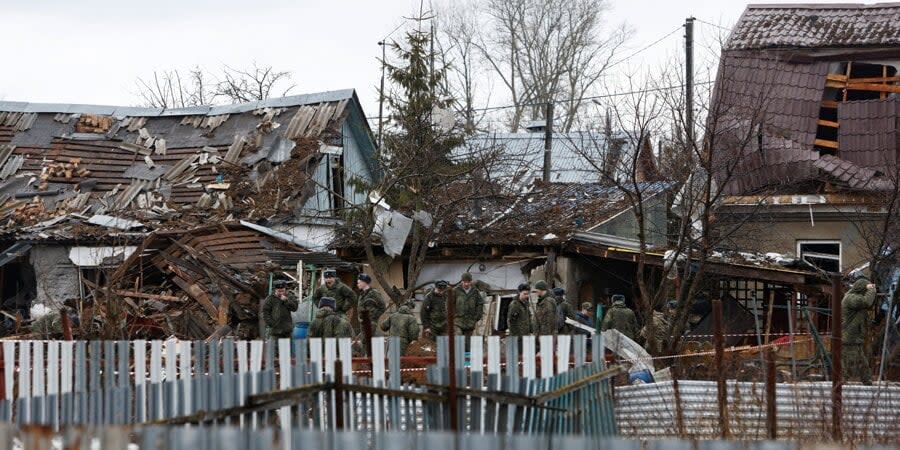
<box><xmin>420</xmin><ymin>290</ymin><xmax>449</xmax><ymax>335</ymax></box>
<box><xmin>314</xmin><ymin>280</ymin><xmax>357</xmax><ymax>315</ymax></box>
<box><xmin>507</xmin><ymin>297</ymin><xmax>533</xmax><ymax>336</ymax></box>
<box><xmin>262</xmin><ymin>292</ymin><xmax>299</xmax><ymax>337</ymax></box>
<box><xmin>534</xmin><ymin>293</ymin><xmax>558</xmax><ymax>336</ymax></box>
<box><xmin>842</xmin><ymin>279</ymin><xmax>876</xmax><ymax>345</ymax></box>
<box><xmin>380</xmin><ymin>304</ymin><xmax>421</xmax><ymax>353</ymax></box>
<box><xmin>453</xmin><ymin>286</ymin><xmax>484</xmax><ymax>331</ymax></box>
<box><xmin>308</xmin><ymin>309</ymin><xmax>354</xmax><ymax>338</ymax></box>
<box><xmin>358</xmin><ymin>288</ymin><xmax>386</xmax><ymax>330</ymax></box>
<box><xmin>601</xmin><ymin>301</ymin><xmax>639</xmax><ymax>341</ymax></box>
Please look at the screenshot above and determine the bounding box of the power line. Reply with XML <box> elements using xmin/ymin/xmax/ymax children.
<box><xmin>605</xmin><ymin>25</ymin><xmax>683</xmax><ymax>71</ymax></box>
<box><xmin>365</xmin><ymin>80</ymin><xmax>715</xmax><ymax>120</ymax></box>
<box><xmin>695</xmin><ymin>18</ymin><xmax>732</xmax><ymax>32</ymax></box>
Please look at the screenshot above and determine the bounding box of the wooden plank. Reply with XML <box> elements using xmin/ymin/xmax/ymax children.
<box><xmin>814</xmin><ymin>139</ymin><xmax>839</xmax><ymax>149</ymax></box>
<box><xmin>826</xmin><ymin>73</ymin><xmax>848</xmax><ymax>82</ymax></box>
<box><xmin>113</xmin><ymin>290</ymin><xmax>184</xmax><ymax>302</ymax></box>
<box><xmin>817</xmin><ymin>119</ymin><xmax>839</xmax><ymax>128</ymax></box>
<box><xmin>169</xmin><ymin>276</ymin><xmax>219</xmax><ymax>321</ymax></box>
<box><xmin>845</xmin><ymin>81</ymin><xmax>900</xmax><ymax>94</ymax></box>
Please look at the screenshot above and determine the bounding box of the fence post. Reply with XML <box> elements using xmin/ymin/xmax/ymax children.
<box><xmin>831</xmin><ymin>274</ymin><xmax>843</xmax><ymax>442</ymax></box>
<box><xmin>334</xmin><ymin>359</ymin><xmax>343</xmax><ymax>430</ymax></box>
<box><xmin>671</xmin><ymin>364</ymin><xmax>685</xmax><ymax>437</ymax></box>
<box><xmin>765</xmin><ymin>348</ymin><xmax>777</xmax><ymax>439</ymax></box>
<box><xmin>712</xmin><ymin>299</ymin><xmax>729</xmax><ymax>439</ymax></box>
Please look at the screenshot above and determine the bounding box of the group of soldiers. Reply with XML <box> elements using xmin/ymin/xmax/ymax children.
<box><xmin>505</xmin><ymin>281</ymin><xmax>594</xmax><ymax>337</ymax></box>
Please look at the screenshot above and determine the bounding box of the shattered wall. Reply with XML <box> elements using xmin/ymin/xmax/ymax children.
<box><xmin>589</xmin><ymin>193</ymin><xmax>669</xmax><ymax>247</ymax></box>
<box><xmin>29</xmin><ymin>245</ymin><xmax>79</xmax><ymax>307</ymax></box>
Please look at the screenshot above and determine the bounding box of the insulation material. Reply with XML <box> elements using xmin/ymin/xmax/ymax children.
<box><xmin>374</xmin><ymin>209</ymin><xmax>413</xmax><ymax>258</ymax></box>
<box><xmin>68</xmin><ymin>246</ymin><xmax>137</xmax><ymax>267</ymax></box>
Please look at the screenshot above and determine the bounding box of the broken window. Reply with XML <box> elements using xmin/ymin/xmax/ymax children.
<box><xmin>815</xmin><ymin>61</ymin><xmax>899</xmax><ymax>156</ymax></box>
<box><xmin>797</xmin><ymin>241</ymin><xmax>841</xmax><ymax>273</ymax></box>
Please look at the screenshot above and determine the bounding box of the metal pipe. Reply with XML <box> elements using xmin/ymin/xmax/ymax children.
<box><xmin>543</xmin><ymin>102</ymin><xmax>553</xmax><ymax>182</ymax></box>
<box><xmin>712</xmin><ymin>299</ymin><xmax>729</xmax><ymax>438</ymax></box>
<box><xmin>831</xmin><ymin>274</ymin><xmax>843</xmax><ymax>441</ymax></box>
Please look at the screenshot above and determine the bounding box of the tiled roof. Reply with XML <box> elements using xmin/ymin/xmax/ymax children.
<box><xmin>838</xmin><ymin>97</ymin><xmax>899</xmax><ymax>169</ymax></box>
<box><xmin>814</xmin><ymin>154</ymin><xmax>895</xmax><ymax>190</ymax></box>
<box><xmin>439</xmin><ymin>181</ymin><xmax>672</xmax><ymax>246</ymax></box>
<box><xmin>0</xmin><ymin>90</ymin><xmax>361</xmax><ymax>235</ymax></box>
<box><xmin>728</xmin><ymin>3</ymin><xmax>900</xmax><ymax>50</ymax></box>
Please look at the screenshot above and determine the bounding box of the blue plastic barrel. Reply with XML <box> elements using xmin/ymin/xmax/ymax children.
<box><xmin>293</xmin><ymin>322</ymin><xmax>310</xmax><ymax>339</ymax></box>
<box><xmin>628</xmin><ymin>369</ymin><xmax>654</xmax><ymax>384</ymax></box>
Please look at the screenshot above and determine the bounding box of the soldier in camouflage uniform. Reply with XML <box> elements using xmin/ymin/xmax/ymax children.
<box><xmin>313</xmin><ymin>269</ymin><xmax>357</xmax><ymax>317</ymax></box>
<box><xmin>262</xmin><ymin>280</ymin><xmax>299</xmax><ymax>339</ymax></box>
<box><xmin>554</xmin><ymin>287</ymin><xmax>576</xmax><ymax>333</ymax></box>
<box><xmin>420</xmin><ymin>280</ymin><xmax>450</xmax><ymax>338</ymax></box>
<box><xmin>356</xmin><ymin>274</ymin><xmax>386</xmax><ymax>333</ymax></box>
<box><xmin>380</xmin><ymin>301</ymin><xmax>421</xmax><ymax>355</ymax></box>
<box><xmin>641</xmin><ymin>299</ymin><xmax>676</xmax><ymax>354</ymax></box>
<box><xmin>308</xmin><ymin>297</ymin><xmax>354</xmax><ymax>338</ymax></box>
<box><xmin>601</xmin><ymin>296</ymin><xmax>639</xmax><ymax>341</ymax></box>
<box><xmin>453</xmin><ymin>272</ymin><xmax>484</xmax><ymax>336</ymax></box>
<box><xmin>842</xmin><ymin>278</ymin><xmax>877</xmax><ymax>384</ymax></box>
<box><xmin>533</xmin><ymin>281</ymin><xmax>558</xmax><ymax>336</ymax></box>
<box><xmin>507</xmin><ymin>283</ymin><xmax>533</xmax><ymax>336</ymax></box>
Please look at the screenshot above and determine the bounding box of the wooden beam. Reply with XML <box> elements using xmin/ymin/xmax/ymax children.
<box><xmin>170</xmin><ymin>276</ymin><xmax>219</xmax><ymax>321</ymax></box>
<box><xmin>844</xmin><ymin>81</ymin><xmax>900</xmax><ymax>94</ymax></box>
<box><xmin>113</xmin><ymin>290</ymin><xmax>184</xmax><ymax>302</ymax></box>
<box><xmin>814</xmin><ymin>139</ymin><xmax>839</xmax><ymax>149</ymax></box>
<box><xmin>817</xmin><ymin>119</ymin><xmax>839</xmax><ymax>128</ymax></box>
<box><xmin>821</xmin><ymin>100</ymin><xmax>838</xmax><ymax>109</ymax></box>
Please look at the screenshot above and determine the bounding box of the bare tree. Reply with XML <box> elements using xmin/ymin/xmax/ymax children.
<box><xmin>435</xmin><ymin>1</ymin><xmax>487</xmax><ymax>133</ymax></box>
<box><xmin>439</xmin><ymin>0</ymin><xmax>628</xmax><ymax>132</ymax></box>
<box><xmin>134</xmin><ymin>63</ymin><xmax>295</xmax><ymax>107</ymax></box>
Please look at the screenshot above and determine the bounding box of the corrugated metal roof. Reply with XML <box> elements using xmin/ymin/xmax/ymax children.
<box><xmin>459</xmin><ymin>132</ymin><xmax>626</xmax><ymax>184</ymax></box>
<box><xmin>0</xmin><ymin>89</ymin><xmax>355</xmax><ymax>117</ymax></box>
<box><xmin>729</xmin><ymin>3</ymin><xmax>900</xmax><ymax>50</ymax></box>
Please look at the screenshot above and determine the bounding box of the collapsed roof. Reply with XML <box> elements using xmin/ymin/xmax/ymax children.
<box><xmin>712</xmin><ymin>3</ymin><xmax>900</xmax><ymax>195</ymax></box>
<box><xmin>0</xmin><ymin>90</ymin><xmax>367</xmax><ymax>240</ymax></box>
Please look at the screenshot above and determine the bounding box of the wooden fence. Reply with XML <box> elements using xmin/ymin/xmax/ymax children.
<box><xmin>0</xmin><ymin>334</ymin><xmax>615</xmax><ymax>438</ymax></box>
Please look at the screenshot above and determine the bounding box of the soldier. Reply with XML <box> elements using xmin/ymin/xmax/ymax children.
<box><xmin>507</xmin><ymin>283</ymin><xmax>533</xmax><ymax>336</ymax></box>
<box><xmin>356</xmin><ymin>274</ymin><xmax>386</xmax><ymax>333</ymax></box>
<box><xmin>533</xmin><ymin>280</ymin><xmax>558</xmax><ymax>336</ymax></box>
<box><xmin>308</xmin><ymin>297</ymin><xmax>354</xmax><ymax>338</ymax></box>
<box><xmin>420</xmin><ymin>280</ymin><xmax>450</xmax><ymax>338</ymax></box>
<box><xmin>453</xmin><ymin>272</ymin><xmax>484</xmax><ymax>336</ymax></box>
<box><xmin>380</xmin><ymin>300</ymin><xmax>421</xmax><ymax>355</ymax></box>
<box><xmin>554</xmin><ymin>287</ymin><xmax>576</xmax><ymax>333</ymax></box>
<box><xmin>313</xmin><ymin>269</ymin><xmax>357</xmax><ymax>317</ymax></box>
<box><xmin>641</xmin><ymin>298</ymin><xmax>676</xmax><ymax>354</ymax></box>
<box><xmin>261</xmin><ymin>280</ymin><xmax>299</xmax><ymax>339</ymax></box>
<box><xmin>601</xmin><ymin>295</ymin><xmax>639</xmax><ymax>341</ymax></box>
<box><xmin>576</xmin><ymin>302</ymin><xmax>594</xmax><ymax>334</ymax></box>
<box><xmin>842</xmin><ymin>277</ymin><xmax>877</xmax><ymax>384</ymax></box>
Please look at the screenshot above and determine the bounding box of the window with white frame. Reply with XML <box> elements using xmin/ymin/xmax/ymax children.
<box><xmin>797</xmin><ymin>240</ymin><xmax>841</xmax><ymax>273</ymax></box>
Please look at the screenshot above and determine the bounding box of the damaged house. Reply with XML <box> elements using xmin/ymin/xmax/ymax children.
<box><xmin>0</xmin><ymin>89</ymin><xmax>375</xmax><ymax>329</ymax></box>
<box><xmin>701</xmin><ymin>3</ymin><xmax>899</xmax><ymax>340</ymax></box>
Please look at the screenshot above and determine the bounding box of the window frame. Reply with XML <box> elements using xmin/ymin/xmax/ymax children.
<box><xmin>796</xmin><ymin>239</ymin><xmax>842</xmax><ymax>273</ymax></box>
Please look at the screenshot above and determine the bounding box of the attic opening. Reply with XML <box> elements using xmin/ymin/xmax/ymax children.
<box><xmin>0</xmin><ymin>243</ymin><xmax>37</xmax><ymax>329</ymax></box>
<box><xmin>815</xmin><ymin>61</ymin><xmax>900</xmax><ymax>156</ymax></box>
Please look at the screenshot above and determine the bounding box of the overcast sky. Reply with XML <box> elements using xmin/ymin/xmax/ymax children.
<box><xmin>0</xmin><ymin>0</ymin><xmax>855</xmax><ymax>119</ymax></box>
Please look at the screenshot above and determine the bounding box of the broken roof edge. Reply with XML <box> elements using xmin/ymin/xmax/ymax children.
<box><xmin>745</xmin><ymin>2</ymin><xmax>900</xmax><ymax>10</ymax></box>
<box><xmin>0</xmin><ymin>89</ymin><xmax>357</xmax><ymax>118</ymax></box>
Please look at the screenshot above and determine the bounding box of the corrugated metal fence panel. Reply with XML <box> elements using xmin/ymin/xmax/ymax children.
<box><xmin>616</xmin><ymin>380</ymin><xmax>900</xmax><ymax>442</ymax></box>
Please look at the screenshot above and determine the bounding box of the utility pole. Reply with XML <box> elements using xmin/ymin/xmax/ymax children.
<box><xmin>685</xmin><ymin>17</ymin><xmax>695</xmax><ymax>150</ymax></box>
<box><xmin>543</xmin><ymin>102</ymin><xmax>554</xmax><ymax>182</ymax></box>
<box><xmin>377</xmin><ymin>41</ymin><xmax>386</xmax><ymax>149</ymax></box>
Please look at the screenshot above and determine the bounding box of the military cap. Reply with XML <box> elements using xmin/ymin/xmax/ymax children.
<box><xmin>534</xmin><ymin>280</ymin><xmax>548</xmax><ymax>290</ymax></box>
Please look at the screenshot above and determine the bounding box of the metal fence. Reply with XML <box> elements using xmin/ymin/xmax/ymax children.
<box><xmin>0</xmin><ymin>425</ymin><xmax>891</xmax><ymax>450</ymax></box>
<box><xmin>0</xmin><ymin>334</ymin><xmax>615</xmax><ymax>438</ymax></box>
<box><xmin>616</xmin><ymin>380</ymin><xmax>900</xmax><ymax>444</ymax></box>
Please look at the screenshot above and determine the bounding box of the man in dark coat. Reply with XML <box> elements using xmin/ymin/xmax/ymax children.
<box><xmin>554</xmin><ymin>287</ymin><xmax>576</xmax><ymax>333</ymax></box>
<box><xmin>533</xmin><ymin>280</ymin><xmax>557</xmax><ymax>336</ymax></box>
<box><xmin>453</xmin><ymin>272</ymin><xmax>484</xmax><ymax>336</ymax></box>
<box><xmin>380</xmin><ymin>301</ymin><xmax>421</xmax><ymax>354</ymax></box>
<box><xmin>507</xmin><ymin>283</ymin><xmax>533</xmax><ymax>337</ymax></box>
<box><xmin>308</xmin><ymin>297</ymin><xmax>354</xmax><ymax>338</ymax></box>
<box><xmin>420</xmin><ymin>280</ymin><xmax>450</xmax><ymax>338</ymax></box>
<box><xmin>576</xmin><ymin>302</ymin><xmax>594</xmax><ymax>333</ymax></box>
<box><xmin>842</xmin><ymin>278</ymin><xmax>877</xmax><ymax>384</ymax></box>
<box><xmin>262</xmin><ymin>280</ymin><xmax>299</xmax><ymax>339</ymax></box>
<box><xmin>313</xmin><ymin>269</ymin><xmax>357</xmax><ymax>317</ymax></box>
<box><xmin>601</xmin><ymin>296</ymin><xmax>640</xmax><ymax>341</ymax></box>
<box><xmin>356</xmin><ymin>273</ymin><xmax>386</xmax><ymax>333</ymax></box>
